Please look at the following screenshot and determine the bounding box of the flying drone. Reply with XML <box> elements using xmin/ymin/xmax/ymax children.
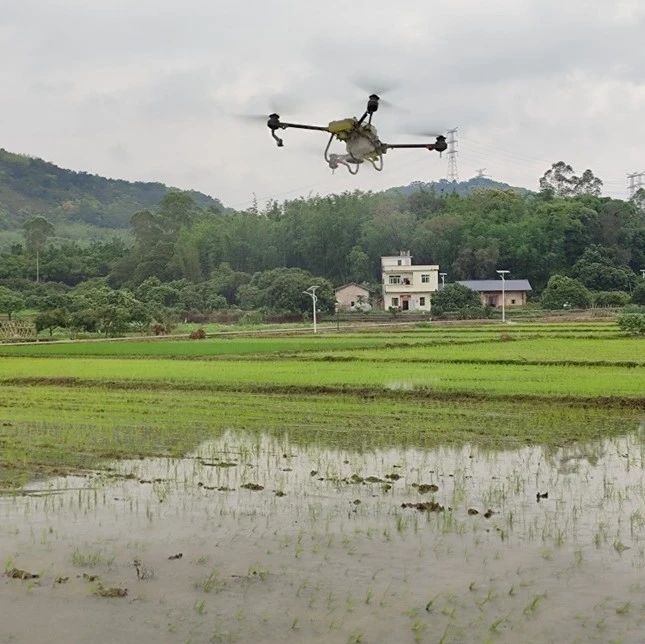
<box><xmin>264</xmin><ymin>94</ymin><xmax>447</xmax><ymax>174</ymax></box>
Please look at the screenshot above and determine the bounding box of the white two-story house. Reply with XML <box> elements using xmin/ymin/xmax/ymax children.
<box><xmin>381</xmin><ymin>252</ymin><xmax>439</xmax><ymax>311</ymax></box>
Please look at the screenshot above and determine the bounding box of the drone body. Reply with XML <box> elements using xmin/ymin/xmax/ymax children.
<box><xmin>266</xmin><ymin>95</ymin><xmax>447</xmax><ymax>174</ymax></box>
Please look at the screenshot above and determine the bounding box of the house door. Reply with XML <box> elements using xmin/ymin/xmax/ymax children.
<box><xmin>402</xmin><ymin>299</ymin><xmax>409</xmax><ymax>311</ymax></box>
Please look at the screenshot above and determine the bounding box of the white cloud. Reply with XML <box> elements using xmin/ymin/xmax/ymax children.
<box><xmin>1</xmin><ymin>0</ymin><xmax>643</xmax><ymax>206</ymax></box>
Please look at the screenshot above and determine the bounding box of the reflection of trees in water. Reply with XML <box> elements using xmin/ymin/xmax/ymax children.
<box><xmin>541</xmin><ymin>439</ymin><xmax>608</xmax><ymax>475</ymax></box>
<box><xmin>556</xmin><ymin>445</ymin><xmax>605</xmax><ymax>475</ymax></box>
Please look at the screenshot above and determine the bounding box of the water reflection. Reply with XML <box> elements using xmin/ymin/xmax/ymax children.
<box><xmin>1</xmin><ymin>430</ymin><xmax>644</xmax><ymax>643</ymax></box>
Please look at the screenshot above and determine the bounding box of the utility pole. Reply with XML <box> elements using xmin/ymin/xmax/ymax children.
<box><xmin>446</xmin><ymin>128</ymin><xmax>459</xmax><ymax>182</ymax></box>
<box><xmin>627</xmin><ymin>172</ymin><xmax>645</xmax><ymax>198</ymax></box>
<box><xmin>496</xmin><ymin>270</ymin><xmax>510</xmax><ymax>323</ymax></box>
<box><xmin>303</xmin><ymin>286</ymin><xmax>319</xmax><ymax>334</ymax></box>
<box><xmin>439</xmin><ymin>272</ymin><xmax>447</xmax><ymax>289</ymax></box>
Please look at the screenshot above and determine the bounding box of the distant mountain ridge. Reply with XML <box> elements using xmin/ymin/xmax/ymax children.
<box><xmin>387</xmin><ymin>176</ymin><xmax>530</xmax><ymax>197</ymax></box>
<box><xmin>0</xmin><ymin>148</ymin><xmax>222</xmax><ymax>234</ymax></box>
<box><xmin>0</xmin><ymin>146</ymin><xmax>528</xmax><ymax>250</ymax></box>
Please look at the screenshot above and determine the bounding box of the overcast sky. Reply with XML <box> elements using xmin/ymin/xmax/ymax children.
<box><xmin>1</xmin><ymin>0</ymin><xmax>644</xmax><ymax>208</ymax></box>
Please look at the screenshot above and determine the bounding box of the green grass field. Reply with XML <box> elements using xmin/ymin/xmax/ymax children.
<box><xmin>2</xmin><ymin>356</ymin><xmax>643</xmax><ymax>397</ymax></box>
<box><xmin>0</xmin><ymin>322</ymin><xmax>623</xmax><ymax>359</ymax></box>
<box><xmin>306</xmin><ymin>337</ymin><xmax>645</xmax><ymax>365</ymax></box>
<box><xmin>0</xmin><ymin>320</ymin><xmax>643</xmax><ymax>488</ymax></box>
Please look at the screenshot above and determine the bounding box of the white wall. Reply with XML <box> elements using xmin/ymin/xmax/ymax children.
<box><xmin>381</xmin><ymin>255</ymin><xmax>412</xmax><ymax>269</ymax></box>
<box><xmin>382</xmin><ymin>266</ymin><xmax>439</xmax><ymax>311</ymax></box>
<box><xmin>336</xmin><ymin>285</ymin><xmax>371</xmax><ymax>310</ymax></box>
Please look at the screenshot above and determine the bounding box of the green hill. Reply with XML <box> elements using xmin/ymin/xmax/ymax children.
<box><xmin>0</xmin><ymin>148</ymin><xmax>222</xmax><ymax>246</ymax></box>
<box><xmin>388</xmin><ymin>176</ymin><xmax>530</xmax><ymax>197</ymax></box>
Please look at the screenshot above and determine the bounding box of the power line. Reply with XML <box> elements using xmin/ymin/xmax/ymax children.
<box><xmin>446</xmin><ymin>128</ymin><xmax>458</xmax><ymax>182</ymax></box>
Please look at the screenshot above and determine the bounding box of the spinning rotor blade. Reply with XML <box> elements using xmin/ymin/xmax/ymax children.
<box><xmin>233</xmin><ymin>91</ymin><xmax>305</xmax><ymax>123</ymax></box>
<box><xmin>402</xmin><ymin>126</ymin><xmax>449</xmax><ymax>138</ymax></box>
<box><xmin>352</xmin><ymin>73</ymin><xmax>399</xmax><ymax>97</ymax></box>
<box><xmin>234</xmin><ymin>113</ymin><xmax>271</xmax><ymax>122</ymax></box>
<box><xmin>351</xmin><ymin>74</ymin><xmax>407</xmax><ymax>112</ymax></box>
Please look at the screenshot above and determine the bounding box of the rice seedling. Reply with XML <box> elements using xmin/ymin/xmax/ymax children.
<box><xmin>196</xmin><ymin>569</ymin><xmax>226</xmax><ymax>594</ymax></box>
<box><xmin>0</xmin><ymin>321</ymin><xmax>643</xmax><ymax>642</ymax></box>
<box><xmin>70</xmin><ymin>548</ymin><xmax>113</xmax><ymax>569</ymax></box>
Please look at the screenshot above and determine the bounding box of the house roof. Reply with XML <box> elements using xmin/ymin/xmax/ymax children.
<box><xmin>335</xmin><ymin>282</ymin><xmax>370</xmax><ymax>294</ymax></box>
<box><xmin>457</xmin><ymin>279</ymin><xmax>532</xmax><ymax>292</ymax></box>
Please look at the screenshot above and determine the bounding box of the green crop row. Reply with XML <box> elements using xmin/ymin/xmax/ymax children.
<box><xmin>302</xmin><ymin>337</ymin><xmax>645</xmax><ymax>365</ymax></box>
<box><xmin>2</xmin><ymin>355</ymin><xmax>643</xmax><ymax>398</ymax></box>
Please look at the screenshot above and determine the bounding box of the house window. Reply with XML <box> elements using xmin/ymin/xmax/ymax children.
<box><xmin>350</xmin><ymin>301</ymin><xmax>355</xmax><ymax>306</ymax></box>
<box><xmin>511</xmin><ymin>298</ymin><xmax>516</xmax><ymax>304</ymax></box>
<box><xmin>392</xmin><ymin>297</ymin><xmax>399</xmax><ymax>306</ymax></box>
<box><xmin>419</xmin><ymin>297</ymin><xmax>426</xmax><ymax>306</ymax></box>
<box><xmin>421</xmin><ymin>274</ymin><xmax>430</xmax><ymax>283</ymax></box>
<box><xmin>397</xmin><ymin>260</ymin><xmax>402</xmax><ymax>266</ymax></box>
<box><xmin>389</xmin><ymin>275</ymin><xmax>401</xmax><ymax>284</ymax></box>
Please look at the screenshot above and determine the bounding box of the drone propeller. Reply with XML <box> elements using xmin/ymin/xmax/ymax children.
<box><xmin>351</xmin><ymin>75</ymin><xmax>408</xmax><ymax>112</ymax></box>
<box><xmin>234</xmin><ymin>113</ymin><xmax>272</xmax><ymax>122</ymax></box>
<box><xmin>233</xmin><ymin>91</ymin><xmax>304</xmax><ymax>123</ymax></box>
<box><xmin>402</xmin><ymin>127</ymin><xmax>449</xmax><ymax>138</ymax></box>
<box><xmin>352</xmin><ymin>73</ymin><xmax>399</xmax><ymax>97</ymax></box>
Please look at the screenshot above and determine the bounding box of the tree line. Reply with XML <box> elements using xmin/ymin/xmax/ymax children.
<box><xmin>0</xmin><ymin>162</ymin><xmax>644</xmax><ymax>331</ymax></box>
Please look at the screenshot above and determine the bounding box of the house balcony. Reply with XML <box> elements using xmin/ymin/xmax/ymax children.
<box><xmin>383</xmin><ymin>283</ymin><xmax>435</xmax><ymax>293</ymax></box>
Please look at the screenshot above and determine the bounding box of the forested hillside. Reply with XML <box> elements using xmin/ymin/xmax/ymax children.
<box><xmin>2</xmin><ymin>183</ymin><xmax>643</xmax><ymax>292</ymax></box>
<box><xmin>0</xmin><ymin>148</ymin><xmax>222</xmax><ymax>241</ymax></box>
<box><xmin>1</xmin><ymin>155</ymin><xmax>644</xmax><ymax>330</ymax></box>
<box><xmin>388</xmin><ymin>176</ymin><xmax>529</xmax><ymax>197</ymax></box>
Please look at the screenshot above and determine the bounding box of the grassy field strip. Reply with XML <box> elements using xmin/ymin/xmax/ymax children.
<box><xmin>2</xmin><ymin>356</ymin><xmax>644</xmax><ymax>398</ymax></box>
<box><xmin>1</xmin><ymin>384</ymin><xmax>641</xmax><ymax>488</ymax></box>
<box><xmin>0</xmin><ymin>332</ymin><xmax>624</xmax><ymax>359</ymax></box>
<box><xmin>300</xmin><ymin>337</ymin><xmax>645</xmax><ymax>365</ymax></box>
<box><xmin>0</xmin><ymin>334</ymin><xmax>501</xmax><ymax>358</ymax></box>
<box><xmin>0</xmin><ymin>322</ymin><xmax>620</xmax><ymax>350</ymax></box>
<box><xmin>0</xmin><ymin>319</ymin><xmax>434</xmax><ymax>347</ymax></box>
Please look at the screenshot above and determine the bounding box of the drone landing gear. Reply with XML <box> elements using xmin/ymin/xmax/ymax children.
<box><xmin>324</xmin><ymin>133</ymin><xmax>383</xmax><ymax>174</ymax></box>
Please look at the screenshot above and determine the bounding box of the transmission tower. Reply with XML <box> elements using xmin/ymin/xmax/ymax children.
<box><xmin>475</xmin><ymin>168</ymin><xmax>489</xmax><ymax>179</ymax></box>
<box><xmin>446</xmin><ymin>128</ymin><xmax>458</xmax><ymax>182</ymax></box>
<box><xmin>627</xmin><ymin>171</ymin><xmax>645</xmax><ymax>198</ymax></box>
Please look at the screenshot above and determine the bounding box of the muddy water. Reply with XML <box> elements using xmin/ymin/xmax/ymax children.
<box><xmin>1</xmin><ymin>428</ymin><xmax>644</xmax><ymax>643</ymax></box>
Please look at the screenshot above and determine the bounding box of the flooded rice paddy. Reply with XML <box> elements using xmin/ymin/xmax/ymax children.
<box><xmin>2</xmin><ymin>426</ymin><xmax>644</xmax><ymax>643</ymax></box>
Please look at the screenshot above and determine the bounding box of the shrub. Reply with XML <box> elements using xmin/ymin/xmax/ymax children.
<box><xmin>623</xmin><ymin>304</ymin><xmax>645</xmax><ymax>314</ymax></box>
<box><xmin>189</xmin><ymin>328</ymin><xmax>207</xmax><ymax>339</ymax></box>
<box><xmin>593</xmin><ymin>291</ymin><xmax>630</xmax><ymax>307</ymax></box>
<box><xmin>631</xmin><ymin>281</ymin><xmax>645</xmax><ymax>305</ymax></box>
<box><xmin>617</xmin><ymin>313</ymin><xmax>645</xmax><ymax>336</ymax></box>
<box><xmin>457</xmin><ymin>305</ymin><xmax>490</xmax><ymax>320</ymax></box>
<box><xmin>150</xmin><ymin>322</ymin><xmax>168</xmax><ymax>336</ymax></box>
<box><xmin>238</xmin><ymin>310</ymin><xmax>264</xmax><ymax>325</ymax></box>
<box><xmin>0</xmin><ymin>286</ymin><xmax>25</xmax><ymax>320</ymax></box>
<box><xmin>541</xmin><ymin>275</ymin><xmax>592</xmax><ymax>309</ymax></box>
<box><xmin>431</xmin><ymin>284</ymin><xmax>481</xmax><ymax>316</ymax></box>
<box><xmin>35</xmin><ymin>308</ymin><xmax>69</xmax><ymax>336</ymax></box>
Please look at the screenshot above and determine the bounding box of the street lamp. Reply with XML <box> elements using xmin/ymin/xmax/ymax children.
<box><xmin>496</xmin><ymin>270</ymin><xmax>510</xmax><ymax>323</ymax></box>
<box><xmin>303</xmin><ymin>285</ymin><xmax>319</xmax><ymax>334</ymax></box>
<box><xmin>439</xmin><ymin>272</ymin><xmax>447</xmax><ymax>289</ymax></box>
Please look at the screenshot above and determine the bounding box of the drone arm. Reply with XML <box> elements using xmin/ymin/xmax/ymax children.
<box><xmin>383</xmin><ymin>135</ymin><xmax>447</xmax><ymax>154</ymax></box>
<box><xmin>277</xmin><ymin>122</ymin><xmax>330</xmax><ymax>133</ymax></box>
<box><xmin>383</xmin><ymin>142</ymin><xmax>440</xmax><ymax>150</ymax></box>
<box><xmin>268</xmin><ymin>118</ymin><xmax>330</xmax><ymax>147</ymax></box>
